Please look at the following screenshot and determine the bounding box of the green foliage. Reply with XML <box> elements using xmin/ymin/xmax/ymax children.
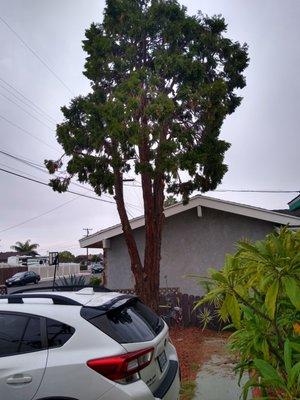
<box><xmin>180</xmin><ymin>380</ymin><xmax>197</xmax><ymax>400</ymax></box>
<box><xmin>89</xmin><ymin>276</ymin><xmax>102</xmax><ymax>286</ymax></box>
<box><xmin>197</xmin><ymin>307</ymin><xmax>214</xmax><ymax>331</ymax></box>
<box><xmin>164</xmin><ymin>195</ymin><xmax>178</xmax><ymax>207</ymax></box>
<box><xmin>45</xmin><ymin>0</ymin><xmax>248</xmax><ymax>202</ymax></box>
<box><xmin>91</xmin><ymin>254</ymin><xmax>102</xmax><ymax>263</ymax></box>
<box><xmin>10</xmin><ymin>240</ymin><xmax>39</xmax><ymax>255</ymax></box>
<box><xmin>195</xmin><ymin>228</ymin><xmax>300</xmax><ymax>399</ymax></box>
<box><xmin>59</xmin><ymin>251</ymin><xmax>75</xmax><ymax>263</ymax></box>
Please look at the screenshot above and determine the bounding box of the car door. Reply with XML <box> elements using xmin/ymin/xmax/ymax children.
<box><xmin>28</xmin><ymin>272</ymin><xmax>35</xmax><ymax>283</ymax></box>
<box><xmin>25</xmin><ymin>272</ymin><xmax>32</xmax><ymax>284</ymax></box>
<box><xmin>0</xmin><ymin>312</ymin><xmax>48</xmax><ymax>400</ymax></box>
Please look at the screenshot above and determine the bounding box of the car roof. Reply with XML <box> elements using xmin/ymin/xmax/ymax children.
<box><xmin>0</xmin><ymin>288</ymin><xmax>125</xmax><ymax>307</ymax></box>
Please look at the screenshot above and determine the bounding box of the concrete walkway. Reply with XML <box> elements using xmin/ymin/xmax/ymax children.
<box><xmin>193</xmin><ymin>337</ymin><xmax>247</xmax><ymax>400</ymax></box>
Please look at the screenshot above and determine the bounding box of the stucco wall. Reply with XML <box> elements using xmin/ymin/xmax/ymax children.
<box><xmin>106</xmin><ymin>207</ymin><xmax>275</xmax><ymax>295</ymax></box>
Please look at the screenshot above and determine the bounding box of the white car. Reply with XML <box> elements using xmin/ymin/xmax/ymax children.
<box><xmin>0</xmin><ymin>287</ymin><xmax>180</xmax><ymax>400</ymax></box>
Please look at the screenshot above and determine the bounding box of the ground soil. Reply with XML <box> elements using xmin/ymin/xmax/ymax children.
<box><xmin>170</xmin><ymin>327</ymin><xmax>231</xmax><ymax>382</ymax></box>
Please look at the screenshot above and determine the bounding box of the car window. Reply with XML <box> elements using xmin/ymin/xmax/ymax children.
<box><xmin>0</xmin><ymin>313</ymin><xmax>28</xmax><ymax>357</ymax></box>
<box><xmin>19</xmin><ymin>317</ymin><xmax>43</xmax><ymax>353</ymax></box>
<box><xmin>46</xmin><ymin>318</ymin><xmax>75</xmax><ymax>348</ymax></box>
<box><xmin>12</xmin><ymin>272</ymin><xmax>24</xmax><ymax>278</ymax></box>
<box><xmin>0</xmin><ymin>314</ymin><xmax>43</xmax><ymax>357</ymax></box>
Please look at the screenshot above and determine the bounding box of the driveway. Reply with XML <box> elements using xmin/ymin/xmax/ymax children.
<box><xmin>193</xmin><ymin>336</ymin><xmax>247</xmax><ymax>400</ymax></box>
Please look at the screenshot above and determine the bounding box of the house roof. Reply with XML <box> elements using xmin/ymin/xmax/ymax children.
<box><xmin>0</xmin><ymin>252</ymin><xmax>21</xmax><ymax>263</ymax></box>
<box><xmin>273</xmin><ymin>208</ymin><xmax>300</xmax><ymax>217</ymax></box>
<box><xmin>79</xmin><ymin>195</ymin><xmax>300</xmax><ymax>249</ymax></box>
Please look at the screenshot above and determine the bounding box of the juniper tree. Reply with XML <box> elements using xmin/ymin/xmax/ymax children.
<box><xmin>46</xmin><ymin>0</ymin><xmax>248</xmax><ymax>311</ymax></box>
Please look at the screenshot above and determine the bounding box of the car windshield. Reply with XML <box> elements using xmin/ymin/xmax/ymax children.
<box><xmin>12</xmin><ymin>272</ymin><xmax>25</xmax><ymax>278</ymax></box>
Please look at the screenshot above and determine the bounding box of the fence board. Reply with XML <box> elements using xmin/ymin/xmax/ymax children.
<box><xmin>181</xmin><ymin>293</ymin><xmax>190</xmax><ymax>327</ymax></box>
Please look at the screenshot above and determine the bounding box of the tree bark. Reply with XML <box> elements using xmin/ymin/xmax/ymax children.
<box><xmin>113</xmin><ymin>169</ymin><xmax>144</xmax><ymax>292</ymax></box>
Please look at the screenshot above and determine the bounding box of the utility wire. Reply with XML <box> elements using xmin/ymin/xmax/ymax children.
<box><xmin>0</xmin><ymin>198</ymin><xmax>78</xmax><ymax>233</ymax></box>
<box><xmin>214</xmin><ymin>189</ymin><xmax>300</xmax><ymax>193</ymax></box>
<box><xmin>0</xmin><ymin>165</ymin><xmax>142</xmax><ymax>214</ymax></box>
<box><xmin>0</xmin><ymin>91</ymin><xmax>54</xmax><ymax>130</ymax></box>
<box><xmin>0</xmin><ymin>77</ymin><xmax>57</xmax><ymax>124</ymax></box>
<box><xmin>132</xmin><ymin>179</ymin><xmax>300</xmax><ymax>194</ymax></box>
<box><xmin>0</xmin><ymin>167</ymin><xmax>115</xmax><ymax>203</ymax></box>
<box><xmin>0</xmin><ymin>161</ymin><xmax>48</xmax><ymax>182</ymax></box>
<box><xmin>1</xmin><ymin>149</ymin><xmax>298</xmax><ymax>196</ymax></box>
<box><xmin>0</xmin><ymin>149</ymin><xmax>46</xmax><ymax>169</ymax></box>
<box><xmin>0</xmin><ymin>148</ymin><xmax>143</xmax><ymax>211</ymax></box>
<box><xmin>0</xmin><ymin>167</ymin><xmax>140</xmax><ymax>233</ymax></box>
<box><xmin>0</xmin><ymin>114</ymin><xmax>59</xmax><ymax>152</ymax></box>
<box><xmin>0</xmin><ymin>16</ymin><xmax>74</xmax><ymax>96</ymax></box>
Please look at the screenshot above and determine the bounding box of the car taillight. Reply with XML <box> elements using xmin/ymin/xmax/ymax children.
<box><xmin>87</xmin><ymin>347</ymin><xmax>154</xmax><ymax>382</ymax></box>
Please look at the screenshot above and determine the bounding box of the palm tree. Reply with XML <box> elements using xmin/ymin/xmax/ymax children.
<box><xmin>11</xmin><ymin>240</ymin><xmax>39</xmax><ymax>255</ymax></box>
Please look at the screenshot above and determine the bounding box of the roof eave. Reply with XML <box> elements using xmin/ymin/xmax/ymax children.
<box><xmin>79</xmin><ymin>195</ymin><xmax>300</xmax><ymax>248</ymax></box>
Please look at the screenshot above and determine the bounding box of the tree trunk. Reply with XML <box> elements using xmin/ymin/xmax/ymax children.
<box><xmin>137</xmin><ymin>141</ymin><xmax>165</xmax><ymax>312</ymax></box>
<box><xmin>113</xmin><ymin>170</ymin><xmax>144</xmax><ymax>292</ymax></box>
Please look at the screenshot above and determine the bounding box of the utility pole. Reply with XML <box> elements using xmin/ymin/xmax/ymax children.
<box><xmin>83</xmin><ymin>228</ymin><xmax>93</xmax><ymax>268</ymax></box>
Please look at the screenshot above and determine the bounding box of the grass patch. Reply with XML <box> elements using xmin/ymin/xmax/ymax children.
<box><xmin>191</xmin><ymin>362</ymin><xmax>199</xmax><ymax>372</ymax></box>
<box><xmin>180</xmin><ymin>380</ymin><xmax>197</xmax><ymax>400</ymax></box>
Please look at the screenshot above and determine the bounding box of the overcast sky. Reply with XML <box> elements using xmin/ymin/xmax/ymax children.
<box><xmin>0</xmin><ymin>0</ymin><xmax>299</xmax><ymax>255</ymax></box>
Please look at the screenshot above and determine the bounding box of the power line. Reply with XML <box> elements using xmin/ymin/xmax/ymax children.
<box><xmin>0</xmin><ymin>91</ymin><xmax>54</xmax><ymax>130</ymax></box>
<box><xmin>0</xmin><ymin>198</ymin><xmax>77</xmax><ymax>233</ymax></box>
<box><xmin>0</xmin><ymin>77</ymin><xmax>57</xmax><ymax>124</ymax></box>
<box><xmin>130</xmin><ymin>180</ymin><xmax>300</xmax><ymax>194</ymax></box>
<box><xmin>0</xmin><ymin>16</ymin><xmax>74</xmax><ymax>96</ymax></box>
<box><xmin>0</xmin><ymin>114</ymin><xmax>59</xmax><ymax>152</ymax></box>
<box><xmin>0</xmin><ymin>161</ymin><xmax>48</xmax><ymax>182</ymax></box>
<box><xmin>0</xmin><ymin>166</ymin><xmax>115</xmax><ymax>203</ymax></box>
<box><xmin>214</xmin><ymin>189</ymin><xmax>300</xmax><ymax>193</ymax></box>
<box><xmin>2</xmin><ymin>148</ymin><xmax>297</xmax><ymax>197</ymax></box>
<box><xmin>0</xmin><ymin>148</ymin><xmax>143</xmax><ymax>212</ymax></box>
<box><xmin>0</xmin><ymin>149</ymin><xmax>46</xmax><ymax>169</ymax></box>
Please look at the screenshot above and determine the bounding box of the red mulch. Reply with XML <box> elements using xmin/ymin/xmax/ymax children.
<box><xmin>169</xmin><ymin>326</ymin><xmax>230</xmax><ymax>382</ymax></box>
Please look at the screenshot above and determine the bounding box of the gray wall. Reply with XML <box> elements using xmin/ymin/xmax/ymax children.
<box><xmin>106</xmin><ymin>207</ymin><xmax>275</xmax><ymax>295</ymax></box>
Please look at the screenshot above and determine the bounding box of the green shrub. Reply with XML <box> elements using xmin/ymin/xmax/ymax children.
<box><xmin>90</xmin><ymin>276</ymin><xmax>102</xmax><ymax>286</ymax></box>
<box><xmin>195</xmin><ymin>228</ymin><xmax>300</xmax><ymax>399</ymax></box>
<box><xmin>55</xmin><ymin>274</ymin><xmax>86</xmax><ymax>288</ymax></box>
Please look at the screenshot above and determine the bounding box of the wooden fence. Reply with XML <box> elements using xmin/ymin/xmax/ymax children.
<box><xmin>159</xmin><ymin>291</ymin><xmax>224</xmax><ymax>329</ymax></box>
<box><xmin>114</xmin><ymin>287</ymin><xmax>223</xmax><ymax>329</ymax></box>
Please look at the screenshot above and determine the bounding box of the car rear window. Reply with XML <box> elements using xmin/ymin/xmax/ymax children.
<box><xmin>81</xmin><ymin>298</ymin><xmax>164</xmax><ymax>344</ymax></box>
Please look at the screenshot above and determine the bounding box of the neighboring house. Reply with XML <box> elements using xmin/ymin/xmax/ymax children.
<box><xmin>273</xmin><ymin>193</ymin><xmax>300</xmax><ymax>218</ymax></box>
<box><xmin>79</xmin><ymin>195</ymin><xmax>300</xmax><ymax>295</ymax></box>
<box><xmin>0</xmin><ymin>252</ymin><xmax>21</xmax><ymax>264</ymax></box>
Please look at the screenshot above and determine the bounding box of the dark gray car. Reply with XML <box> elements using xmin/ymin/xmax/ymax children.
<box><xmin>5</xmin><ymin>271</ymin><xmax>40</xmax><ymax>287</ymax></box>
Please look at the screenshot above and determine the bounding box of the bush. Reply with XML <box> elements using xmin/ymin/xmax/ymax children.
<box><xmin>195</xmin><ymin>228</ymin><xmax>300</xmax><ymax>399</ymax></box>
<box><xmin>89</xmin><ymin>276</ymin><xmax>102</xmax><ymax>286</ymax></box>
<box><xmin>55</xmin><ymin>274</ymin><xmax>86</xmax><ymax>288</ymax></box>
